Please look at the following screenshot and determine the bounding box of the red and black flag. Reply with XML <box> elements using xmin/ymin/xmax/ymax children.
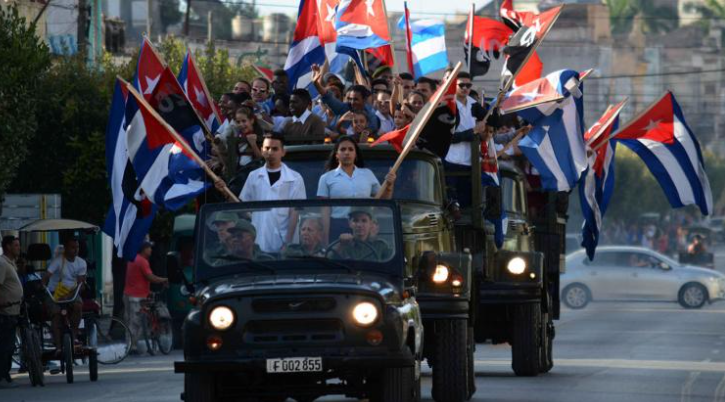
<box><xmin>500</xmin><ymin>5</ymin><xmax>561</xmax><ymax>88</ymax></box>
<box><xmin>464</xmin><ymin>16</ymin><xmax>513</xmax><ymax>78</ymax></box>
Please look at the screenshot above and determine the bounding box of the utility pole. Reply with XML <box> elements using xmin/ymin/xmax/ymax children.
<box><xmin>146</xmin><ymin>0</ymin><xmax>152</xmax><ymax>36</ymax></box>
<box><xmin>208</xmin><ymin>10</ymin><xmax>213</xmax><ymax>43</ymax></box>
<box><xmin>184</xmin><ymin>0</ymin><xmax>192</xmax><ymax>36</ymax></box>
<box><xmin>77</xmin><ymin>0</ymin><xmax>87</xmax><ymax>53</ymax></box>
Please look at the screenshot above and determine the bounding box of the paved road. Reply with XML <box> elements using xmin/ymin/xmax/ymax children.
<box><xmin>5</xmin><ymin>300</ymin><xmax>725</xmax><ymax>402</ymax></box>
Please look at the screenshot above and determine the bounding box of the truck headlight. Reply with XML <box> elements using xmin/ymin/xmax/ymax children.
<box><xmin>507</xmin><ymin>257</ymin><xmax>527</xmax><ymax>275</ymax></box>
<box><xmin>209</xmin><ymin>306</ymin><xmax>235</xmax><ymax>330</ymax></box>
<box><xmin>432</xmin><ymin>265</ymin><xmax>450</xmax><ymax>283</ymax></box>
<box><xmin>352</xmin><ymin>302</ymin><xmax>379</xmax><ymax>326</ymax></box>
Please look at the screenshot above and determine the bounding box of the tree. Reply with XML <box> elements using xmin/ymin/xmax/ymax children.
<box><xmin>160</xmin><ymin>0</ymin><xmax>183</xmax><ymax>33</ymax></box>
<box><xmin>8</xmin><ymin>36</ymin><xmax>255</xmax><ymax>226</ymax></box>
<box><xmin>0</xmin><ymin>5</ymin><xmax>51</xmax><ymax>201</ymax></box>
<box><xmin>606</xmin><ymin>0</ymin><xmax>679</xmax><ymax>37</ymax></box>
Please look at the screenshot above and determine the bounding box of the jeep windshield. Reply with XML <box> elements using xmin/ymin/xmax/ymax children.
<box><xmin>196</xmin><ymin>199</ymin><xmax>402</xmax><ymax>281</ymax></box>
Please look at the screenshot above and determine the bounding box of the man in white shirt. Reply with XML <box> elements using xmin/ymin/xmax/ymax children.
<box><xmin>444</xmin><ymin>71</ymin><xmax>488</xmax><ymax>207</ymax></box>
<box><xmin>374</xmin><ymin>90</ymin><xmax>395</xmax><ymax>136</ymax></box>
<box><xmin>240</xmin><ymin>134</ymin><xmax>307</xmax><ymax>253</ymax></box>
<box><xmin>42</xmin><ymin>237</ymin><xmax>87</xmax><ymax>350</ymax></box>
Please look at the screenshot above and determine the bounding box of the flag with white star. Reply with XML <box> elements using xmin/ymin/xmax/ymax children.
<box><xmin>517</xmin><ymin>69</ymin><xmax>587</xmax><ymax>192</ymax></box>
<box><xmin>132</xmin><ymin>37</ymin><xmax>165</xmax><ymax>100</ymax></box>
<box><xmin>613</xmin><ymin>92</ymin><xmax>712</xmax><ymax>216</ymax></box>
<box><xmin>335</xmin><ymin>0</ymin><xmax>391</xmax><ymax>50</ymax></box>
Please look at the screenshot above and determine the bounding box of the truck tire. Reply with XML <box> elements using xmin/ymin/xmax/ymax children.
<box><xmin>466</xmin><ymin>326</ymin><xmax>476</xmax><ymax>399</ymax></box>
<box><xmin>512</xmin><ymin>302</ymin><xmax>541</xmax><ymax>377</ymax></box>
<box><xmin>432</xmin><ymin>319</ymin><xmax>469</xmax><ymax>402</ymax></box>
<box><xmin>539</xmin><ymin>295</ymin><xmax>554</xmax><ymax>374</ymax></box>
<box><xmin>184</xmin><ymin>373</ymin><xmax>217</xmax><ymax>402</ymax></box>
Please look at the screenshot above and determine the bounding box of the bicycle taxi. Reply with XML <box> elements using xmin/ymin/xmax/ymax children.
<box><xmin>14</xmin><ymin>219</ymin><xmax>132</xmax><ymax>385</ymax></box>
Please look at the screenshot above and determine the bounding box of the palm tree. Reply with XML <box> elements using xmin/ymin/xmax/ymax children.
<box><xmin>606</xmin><ymin>0</ymin><xmax>679</xmax><ymax>36</ymax></box>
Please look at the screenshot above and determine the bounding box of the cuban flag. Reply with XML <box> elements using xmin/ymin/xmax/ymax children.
<box><xmin>103</xmin><ymin>81</ymin><xmax>156</xmax><ymax>261</ymax></box>
<box><xmin>579</xmin><ymin>100</ymin><xmax>627</xmax><ymax>259</ymax></box>
<box><xmin>613</xmin><ymin>92</ymin><xmax>713</xmax><ymax>216</ymax></box>
<box><xmin>178</xmin><ymin>51</ymin><xmax>221</xmax><ymax>133</ymax></box>
<box><xmin>517</xmin><ymin>69</ymin><xmax>587</xmax><ymax>192</ymax></box>
<box><xmin>124</xmin><ymin>84</ymin><xmax>210</xmax><ymax>212</ymax></box>
<box><xmin>133</xmin><ymin>37</ymin><xmax>166</xmax><ymax>100</ymax></box>
<box><xmin>396</xmin><ymin>16</ymin><xmax>448</xmax><ymax>77</ymax></box>
<box><xmin>149</xmin><ymin>67</ymin><xmax>211</xmax><ymax>161</ymax></box>
<box><xmin>335</xmin><ymin>0</ymin><xmax>391</xmax><ymax>50</ymax></box>
<box><xmin>285</xmin><ymin>0</ymin><xmax>326</xmax><ymax>91</ymax></box>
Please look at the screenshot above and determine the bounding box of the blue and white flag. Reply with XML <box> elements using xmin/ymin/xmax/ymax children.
<box><xmin>518</xmin><ymin>69</ymin><xmax>587</xmax><ymax>192</ymax></box>
<box><xmin>102</xmin><ymin>81</ymin><xmax>156</xmax><ymax>261</ymax></box>
<box><xmin>396</xmin><ymin>17</ymin><xmax>449</xmax><ymax>77</ymax></box>
<box><xmin>284</xmin><ymin>0</ymin><xmax>326</xmax><ymax>91</ymax></box>
<box><xmin>613</xmin><ymin>92</ymin><xmax>712</xmax><ymax>216</ymax></box>
<box><xmin>578</xmin><ymin>99</ymin><xmax>627</xmax><ymax>259</ymax></box>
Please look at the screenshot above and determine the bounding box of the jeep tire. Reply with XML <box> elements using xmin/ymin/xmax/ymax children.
<box><xmin>432</xmin><ymin>319</ymin><xmax>469</xmax><ymax>402</ymax></box>
<box><xmin>184</xmin><ymin>373</ymin><xmax>217</xmax><ymax>402</ymax></box>
<box><xmin>512</xmin><ymin>302</ymin><xmax>541</xmax><ymax>377</ymax></box>
<box><xmin>370</xmin><ymin>365</ymin><xmax>418</xmax><ymax>402</ymax></box>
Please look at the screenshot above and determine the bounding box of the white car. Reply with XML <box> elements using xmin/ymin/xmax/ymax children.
<box><xmin>562</xmin><ymin>246</ymin><xmax>725</xmax><ymax>309</ymax></box>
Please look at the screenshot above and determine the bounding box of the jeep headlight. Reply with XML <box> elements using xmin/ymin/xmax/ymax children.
<box><xmin>209</xmin><ymin>306</ymin><xmax>235</xmax><ymax>330</ymax></box>
<box><xmin>432</xmin><ymin>265</ymin><xmax>450</xmax><ymax>283</ymax></box>
<box><xmin>507</xmin><ymin>257</ymin><xmax>527</xmax><ymax>275</ymax></box>
<box><xmin>352</xmin><ymin>302</ymin><xmax>378</xmax><ymax>326</ymax></box>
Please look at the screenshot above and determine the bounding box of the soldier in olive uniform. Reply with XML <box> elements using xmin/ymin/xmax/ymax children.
<box><xmin>283</xmin><ymin>217</ymin><xmax>326</xmax><ymax>258</ymax></box>
<box><xmin>211</xmin><ymin>219</ymin><xmax>273</xmax><ymax>265</ymax></box>
<box><xmin>332</xmin><ymin>209</ymin><xmax>391</xmax><ymax>261</ymax></box>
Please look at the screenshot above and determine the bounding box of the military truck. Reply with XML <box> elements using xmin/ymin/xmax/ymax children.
<box><xmin>175</xmin><ymin>199</ymin><xmax>424</xmax><ymax>402</ymax></box>
<box><xmin>284</xmin><ymin>140</ymin><xmax>566</xmax><ymax>400</ymax></box>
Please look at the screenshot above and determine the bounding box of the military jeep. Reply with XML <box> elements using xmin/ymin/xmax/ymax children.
<box><xmin>285</xmin><ymin>145</ymin><xmax>476</xmax><ymax>402</ymax></box>
<box><xmin>175</xmin><ymin>199</ymin><xmax>423</xmax><ymax>402</ymax></box>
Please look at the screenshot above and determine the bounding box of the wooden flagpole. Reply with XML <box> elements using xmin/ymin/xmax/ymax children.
<box><xmin>375</xmin><ymin>61</ymin><xmax>464</xmax><ymax>198</ymax></box>
<box><xmin>119</xmin><ymin>77</ymin><xmax>240</xmax><ymax>203</ymax></box>
<box><xmin>590</xmin><ymin>92</ymin><xmax>667</xmax><ymax>153</ymax></box>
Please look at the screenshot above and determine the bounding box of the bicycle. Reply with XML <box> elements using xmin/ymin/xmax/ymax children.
<box><xmin>80</xmin><ymin>300</ymin><xmax>133</xmax><ymax>365</ymax></box>
<box><xmin>16</xmin><ymin>300</ymin><xmax>45</xmax><ymax>387</ymax></box>
<box><xmin>139</xmin><ymin>292</ymin><xmax>173</xmax><ymax>355</ymax></box>
<box><xmin>45</xmin><ymin>285</ymin><xmax>98</xmax><ymax>383</ymax></box>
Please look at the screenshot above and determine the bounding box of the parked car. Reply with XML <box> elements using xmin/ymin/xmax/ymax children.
<box><xmin>562</xmin><ymin>246</ymin><xmax>725</xmax><ymax>309</ymax></box>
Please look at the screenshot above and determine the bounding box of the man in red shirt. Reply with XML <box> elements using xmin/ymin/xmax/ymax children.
<box><xmin>124</xmin><ymin>242</ymin><xmax>168</xmax><ymax>355</ymax></box>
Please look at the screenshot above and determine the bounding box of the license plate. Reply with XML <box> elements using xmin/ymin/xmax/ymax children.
<box><xmin>266</xmin><ymin>357</ymin><xmax>323</xmax><ymax>373</ymax></box>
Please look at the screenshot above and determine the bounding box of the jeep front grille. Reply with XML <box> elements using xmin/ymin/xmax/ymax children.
<box><xmin>252</xmin><ymin>297</ymin><xmax>337</xmax><ymax>314</ymax></box>
<box><xmin>244</xmin><ymin>319</ymin><xmax>343</xmax><ymax>344</ymax></box>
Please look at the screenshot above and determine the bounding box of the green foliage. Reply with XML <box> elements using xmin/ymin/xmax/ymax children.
<box><xmin>591</xmin><ymin>146</ymin><xmax>725</xmax><ymax>224</ymax></box>
<box><xmin>606</xmin><ymin>0</ymin><xmax>679</xmax><ymax>36</ymax></box>
<box><xmin>7</xmin><ymin>35</ymin><xmax>253</xmax><ymax>231</ymax></box>
<box><xmin>0</xmin><ymin>5</ymin><xmax>51</xmax><ymax>199</ymax></box>
<box><xmin>9</xmin><ymin>54</ymin><xmax>115</xmax><ymax>223</ymax></box>
<box><xmin>160</xmin><ymin>0</ymin><xmax>183</xmax><ymax>32</ymax></box>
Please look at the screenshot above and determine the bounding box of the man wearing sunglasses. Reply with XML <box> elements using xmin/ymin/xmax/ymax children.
<box><xmin>251</xmin><ymin>77</ymin><xmax>273</xmax><ymax>115</ymax></box>
<box><xmin>444</xmin><ymin>71</ymin><xmax>489</xmax><ymax>207</ymax></box>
